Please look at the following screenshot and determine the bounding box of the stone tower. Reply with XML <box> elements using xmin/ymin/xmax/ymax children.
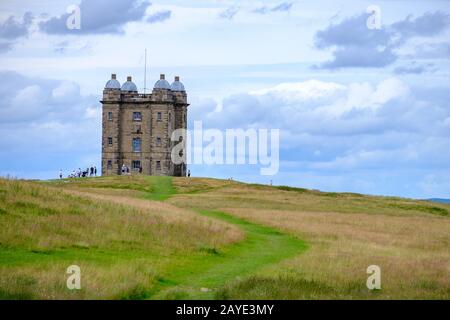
<box><xmin>101</xmin><ymin>73</ymin><xmax>188</xmax><ymax>176</ymax></box>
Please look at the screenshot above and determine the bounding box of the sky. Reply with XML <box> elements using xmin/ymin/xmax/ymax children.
<box><xmin>0</xmin><ymin>0</ymin><xmax>449</xmax><ymax>199</ymax></box>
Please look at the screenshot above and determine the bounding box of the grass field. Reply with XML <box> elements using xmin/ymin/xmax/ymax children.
<box><xmin>0</xmin><ymin>175</ymin><xmax>449</xmax><ymax>299</ymax></box>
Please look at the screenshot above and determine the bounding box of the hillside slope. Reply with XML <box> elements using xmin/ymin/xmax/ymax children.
<box><xmin>0</xmin><ymin>176</ymin><xmax>449</xmax><ymax>299</ymax></box>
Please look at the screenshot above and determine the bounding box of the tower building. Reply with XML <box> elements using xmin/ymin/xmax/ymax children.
<box><xmin>101</xmin><ymin>73</ymin><xmax>188</xmax><ymax>176</ymax></box>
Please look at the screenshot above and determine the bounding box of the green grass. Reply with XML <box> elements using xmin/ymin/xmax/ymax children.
<box><xmin>216</xmin><ymin>275</ymin><xmax>335</xmax><ymax>299</ymax></box>
<box><xmin>0</xmin><ymin>177</ymin><xmax>242</xmax><ymax>299</ymax></box>
<box><xmin>142</xmin><ymin>176</ymin><xmax>176</xmax><ymax>201</ymax></box>
<box><xmin>1</xmin><ymin>176</ymin><xmax>449</xmax><ymax>299</ymax></box>
<box><xmin>386</xmin><ymin>202</ymin><xmax>448</xmax><ymax>216</ymax></box>
<box><xmin>148</xmin><ymin>210</ymin><xmax>307</xmax><ymax>299</ymax></box>
<box><xmin>44</xmin><ymin>176</ymin><xmax>176</xmax><ymax>201</ymax></box>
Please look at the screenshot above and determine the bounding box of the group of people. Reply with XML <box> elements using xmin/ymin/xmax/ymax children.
<box><xmin>60</xmin><ymin>166</ymin><xmax>191</xmax><ymax>178</ymax></box>
<box><xmin>62</xmin><ymin>166</ymin><xmax>97</xmax><ymax>179</ymax></box>
<box><xmin>121</xmin><ymin>164</ymin><xmax>142</xmax><ymax>174</ymax></box>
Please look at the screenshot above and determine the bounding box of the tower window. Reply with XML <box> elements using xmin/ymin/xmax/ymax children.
<box><xmin>132</xmin><ymin>138</ymin><xmax>141</xmax><ymax>152</ymax></box>
<box><xmin>156</xmin><ymin>161</ymin><xmax>161</xmax><ymax>170</ymax></box>
<box><xmin>108</xmin><ymin>137</ymin><xmax>113</xmax><ymax>146</ymax></box>
<box><xmin>133</xmin><ymin>112</ymin><xmax>142</xmax><ymax>121</ymax></box>
<box><xmin>108</xmin><ymin>112</ymin><xmax>113</xmax><ymax>121</ymax></box>
<box><xmin>157</xmin><ymin>112</ymin><xmax>162</xmax><ymax>121</ymax></box>
<box><xmin>156</xmin><ymin>137</ymin><xmax>161</xmax><ymax>146</ymax></box>
<box><xmin>132</xmin><ymin>160</ymin><xmax>141</xmax><ymax>170</ymax></box>
<box><xmin>107</xmin><ymin>160</ymin><xmax>112</xmax><ymax>169</ymax></box>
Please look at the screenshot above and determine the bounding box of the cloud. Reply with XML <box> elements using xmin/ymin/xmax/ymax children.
<box><xmin>0</xmin><ymin>71</ymin><xmax>95</xmax><ymax>124</ymax></box>
<box><xmin>40</xmin><ymin>0</ymin><xmax>151</xmax><ymax>34</ymax></box>
<box><xmin>318</xmin><ymin>45</ymin><xmax>397</xmax><ymax>69</ymax></box>
<box><xmin>314</xmin><ymin>11</ymin><xmax>450</xmax><ymax>69</ymax></box>
<box><xmin>199</xmin><ymin>78</ymin><xmax>411</xmax><ymax>130</ymax></box>
<box><xmin>147</xmin><ymin>10</ymin><xmax>172</xmax><ymax>23</ymax></box>
<box><xmin>0</xmin><ymin>12</ymin><xmax>34</xmax><ymax>53</ymax></box>
<box><xmin>410</xmin><ymin>42</ymin><xmax>450</xmax><ymax>59</ymax></box>
<box><xmin>186</xmin><ymin>78</ymin><xmax>450</xmax><ymax>197</ymax></box>
<box><xmin>0</xmin><ymin>42</ymin><xmax>13</xmax><ymax>53</ymax></box>
<box><xmin>219</xmin><ymin>7</ymin><xmax>239</xmax><ymax>20</ymax></box>
<box><xmin>0</xmin><ymin>71</ymin><xmax>100</xmax><ymax>176</ymax></box>
<box><xmin>52</xmin><ymin>40</ymin><xmax>93</xmax><ymax>54</ymax></box>
<box><xmin>253</xmin><ymin>2</ymin><xmax>293</xmax><ymax>14</ymax></box>
<box><xmin>219</xmin><ymin>2</ymin><xmax>293</xmax><ymax>18</ymax></box>
<box><xmin>189</xmin><ymin>78</ymin><xmax>450</xmax><ymax>181</ymax></box>
<box><xmin>394</xmin><ymin>61</ymin><xmax>436</xmax><ymax>74</ymax></box>
<box><xmin>271</xmin><ymin>3</ymin><xmax>294</xmax><ymax>13</ymax></box>
<box><xmin>391</xmin><ymin>11</ymin><xmax>450</xmax><ymax>41</ymax></box>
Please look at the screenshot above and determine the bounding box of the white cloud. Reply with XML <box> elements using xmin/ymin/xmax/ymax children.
<box><xmin>4</xmin><ymin>84</ymin><xmax>47</xmax><ymax>121</ymax></box>
<box><xmin>250</xmin><ymin>79</ymin><xmax>346</xmax><ymax>102</ymax></box>
<box><xmin>0</xmin><ymin>71</ymin><xmax>100</xmax><ymax>175</ymax></box>
<box><xmin>246</xmin><ymin>78</ymin><xmax>411</xmax><ymax>119</ymax></box>
<box><xmin>191</xmin><ymin>77</ymin><xmax>450</xmax><ymax>184</ymax></box>
<box><xmin>52</xmin><ymin>80</ymin><xmax>80</xmax><ymax>103</ymax></box>
<box><xmin>372</xmin><ymin>78</ymin><xmax>410</xmax><ymax>105</ymax></box>
<box><xmin>84</xmin><ymin>106</ymin><xmax>101</xmax><ymax>119</ymax></box>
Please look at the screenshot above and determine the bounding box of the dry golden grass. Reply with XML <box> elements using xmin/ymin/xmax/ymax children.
<box><xmin>2</xmin><ymin>176</ymin><xmax>449</xmax><ymax>299</ymax></box>
<box><xmin>0</xmin><ymin>179</ymin><xmax>242</xmax><ymax>252</ymax></box>
<box><xmin>64</xmin><ymin>188</ymin><xmax>243</xmax><ymax>247</ymax></box>
<box><xmin>224</xmin><ymin>208</ymin><xmax>450</xmax><ymax>299</ymax></box>
<box><xmin>0</xmin><ymin>178</ymin><xmax>243</xmax><ymax>299</ymax></box>
<box><xmin>0</xmin><ymin>261</ymin><xmax>157</xmax><ymax>299</ymax></box>
<box><xmin>168</xmin><ymin>178</ymin><xmax>450</xmax><ymax>299</ymax></box>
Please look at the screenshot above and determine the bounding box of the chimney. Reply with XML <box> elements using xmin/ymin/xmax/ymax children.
<box><xmin>127</xmin><ymin>76</ymin><xmax>132</xmax><ymax>81</ymax></box>
<box><xmin>160</xmin><ymin>74</ymin><xmax>165</xmax><ymax>80</ymax></box>
<box><xmin>175</xmin><ymin>76</ymin><xmax>180</xmax><ymax>82</ymax></box>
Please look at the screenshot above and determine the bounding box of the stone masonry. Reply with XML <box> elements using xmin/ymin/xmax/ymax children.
<box><xmin>101</xmin><ymin>74</ymin><xmax>188</xmax><ymax>176</ymax></box>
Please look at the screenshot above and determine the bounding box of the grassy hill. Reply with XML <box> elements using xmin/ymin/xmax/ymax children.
<box><xmin>0</xmin><ymin>175</ymin><xmax>449</xmax><ymax>299</ymax></box>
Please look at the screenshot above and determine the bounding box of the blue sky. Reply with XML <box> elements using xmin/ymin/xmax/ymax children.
<box><xmin>0</xmin><ymin>0</ymin><xmax>449</xmax><ymax>198</ymax></box>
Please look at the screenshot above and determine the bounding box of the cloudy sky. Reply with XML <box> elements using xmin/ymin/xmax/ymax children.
<box><xmin>0</xmin><ymin>0</ymin><xmax>449</xmax><ymax>198</ymax></box>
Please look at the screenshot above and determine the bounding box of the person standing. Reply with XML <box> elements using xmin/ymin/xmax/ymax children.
<box><xmin>94</xmin><ymin>166</ymin><xmax>97</xmax><ymax>176</ymax></box>
<box><xmin>187</xmin><ymin>170</ymin><xmax>191</xmax><ymax>177</ymax></box>
<box><xmin>59</xmin><ymin>170</ymin><xmax>63</xmax><ymax>179</ymax></box>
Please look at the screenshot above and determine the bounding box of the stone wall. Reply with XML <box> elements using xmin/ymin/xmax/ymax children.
<box><xmin>101</xmin><ymin>86</ymin><xmax>188</xmax><ymax>177</ymax></box>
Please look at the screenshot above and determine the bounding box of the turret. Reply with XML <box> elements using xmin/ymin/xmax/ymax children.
<box><xmin>121</xmin><ymin>76</ymin><xmax>138</xmax><ymax>92</ymax></box>
<box><xmin>171</xmin><ymin>76</ymin><xmax>187</xmax><ymax>104</ymax></box>
<box><xmin>152</xmin><ymin>74</ymin><xmax>173</xmax><ymax>102</ymax></box>
<box><xmin>103</xmin><ymin>73</ymin><xmax>121</xmax><ymax>101</ymax></box>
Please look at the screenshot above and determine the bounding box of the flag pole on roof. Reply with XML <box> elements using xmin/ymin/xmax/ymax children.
<box><xmin>143</xmin><ymin>48</ymin><xmax>147</xmax><ymax>94</ymax></box>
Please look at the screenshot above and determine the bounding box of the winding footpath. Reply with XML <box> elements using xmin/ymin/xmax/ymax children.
<box><xmin>66</xmin><ymin>178</ymin><xmax>307</xmax><ymax>299</ymax></box>
<box><xmin>151</xmin><ymin>210</ymin><xmax>307</xmax><ymax>299</ymax></box>
<box><xmin>143</xmin><ymin>177</ymin><xmax>307</xmax><ymax>299</ymax></box>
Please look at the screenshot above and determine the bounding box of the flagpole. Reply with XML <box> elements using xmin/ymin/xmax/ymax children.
<box><xmin>144</xmin><ymin>48</ymin><xmax>147</xmax><ymax>94</ymax></box>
